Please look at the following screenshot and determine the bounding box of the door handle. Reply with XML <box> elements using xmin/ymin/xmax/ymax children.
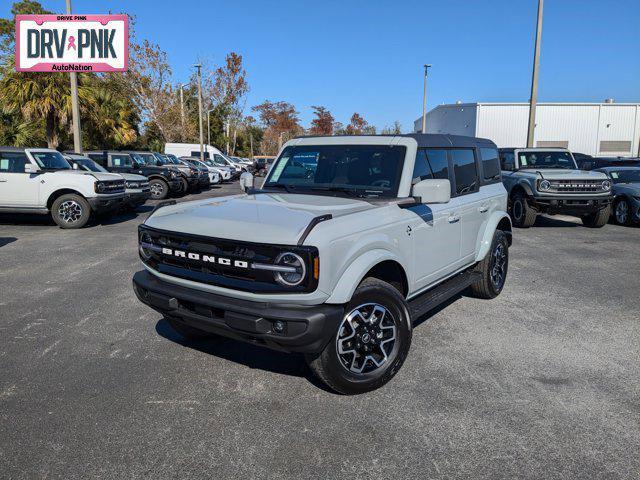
<box><xmin>0</xmin><ymin>180</ymin><xmax>7</xmax><ymax>183</ymax></box>
<box><xmin>448</xmin><ymin>214</ymin><xmax>460</xmax><ymax>224</ymax></box>
<box><xmin>478</xmin><ymin>205</ymin><xmax>489</xmax><ymax>213</ymax></box>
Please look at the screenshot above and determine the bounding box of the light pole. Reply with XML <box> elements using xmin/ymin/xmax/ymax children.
<box><xmin>207</xmin><ymin>109</ymin><xmax>214</xmax><ymax>147</ymax></box>
<box><xmin>179</xmin><ymin>83</ymin><xmax>186</xmax><ymax>132</ymax></box>
<box><xmin>194</xmin><ymin>64</ymin><xmax>205</xmax><ymax>163</ymax></box>
<box><xmin>421</xmin><ymin>64</ymin><xmax>432</xmax><ymax>134</ymax></box>
<box><xmin>66</xmin><ymin>0</ymin><xmax>82</xmax><ymax>152</ymax></box>
<box><xmin>527</xmin><ymin>0</ymin><xmax>544</xmax><ymax>148</ymax></box>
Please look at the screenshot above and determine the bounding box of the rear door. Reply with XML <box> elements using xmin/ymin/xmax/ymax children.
<box><xmin>0</xmin><ymin>150</ymin><xmax>40</xmax><ymax>207</ymax></box>
<box><xmin>450</xmin><ymin>148</ymin><xmax>484</xmax><ymax>261</ymax></box>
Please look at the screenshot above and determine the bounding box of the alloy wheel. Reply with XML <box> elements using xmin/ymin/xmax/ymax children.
<box><xmin>336</xmin><ymin>303</ymin><xmax>397</xmax><ymax>374</ymax></box>
<box><xmin>615</xmin><ymin>201</ymin><xmax>629</xmax><ymax>224</ymax></box>
<box><xmin>490</xmin><ymin>242</ymin><xmax>507</xmax><ymax>289</ymax></box>
<box><xmin>150</xmin><ymin>182</ymin><xmax>164</xmax><ymax>198</ymax></box>
<box><xmin>58</xmin><ymin>200</ymin><xmax>83</xmax><ymax>223</ymax></box>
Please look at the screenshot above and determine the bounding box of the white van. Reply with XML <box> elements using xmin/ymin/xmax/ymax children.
<box><xmin>164</xmin><ymin>143</ymin><xmax>223</xmax><ymax>159</ymax></box>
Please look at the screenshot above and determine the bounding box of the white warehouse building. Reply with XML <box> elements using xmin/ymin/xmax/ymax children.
<box><xmin>414</xmin><ymin>102</ymin><xmax>640</xmax><ymax>157</ymax></box>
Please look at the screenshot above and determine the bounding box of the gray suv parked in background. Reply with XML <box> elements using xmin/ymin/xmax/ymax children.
<box><xmin>499</xmin><ymin>148</ymin><xmax>612</xmax><ymax>228</ymax></box>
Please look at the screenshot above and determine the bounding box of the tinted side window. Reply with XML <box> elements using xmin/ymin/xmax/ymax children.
<box><xmin>412</xmin><ymin>149</ymin><xmax>432</xmax><ymax>182</ymax></box>
<box><xmin>499</xmin><ymin>151</ymin><xmax>515</xmax><ymax>170</ymax></box>
<box><xmin>425</xmin><ymin>149</ymin><xmax>449</xmax><ymax>180</ymax></box>
<box><xmin>451</xmin><ymin>149</ymin><xmax>478</xmax><ymax>195</ymax></box>
<box><xmin>480</xmin><ymin>148</ymin><xmax>500</xmax><ymax>180</ymax></box>
<box><xmin>0</xmin><ymin>151</ymin><xmax>29</xmax><ymax>173</ymax></box>
<box><xmin>86</xmin><ymin>153</ymin><xmax>105</xmax><ymax>166</ymax></box>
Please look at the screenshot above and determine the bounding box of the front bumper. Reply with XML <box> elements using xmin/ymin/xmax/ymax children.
<box><xmin>89</xmin><ymin>193</ymin><xmax>125</xmax><ymax>212</ymax></box>
<box><xmin>198</xmin><ymin>175</ymin><xmax>210</xmax><ymax>187</ymax></box>
<box><xmin>124</xmin><ymin>189</ymin><xmax>151</xmax><ymax>206</ymax></box>
<box><xmin>531</xmin><ymin>195</ymin><xmax>613</xmax><ymax>215</ymax></box>
<box><xmin>133</xmin><ymin>270</ymin><xmax>344</xmax><ymax>354</ymax></box>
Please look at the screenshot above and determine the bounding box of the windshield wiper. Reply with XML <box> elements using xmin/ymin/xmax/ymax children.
<box><xmin>310</xmin><ymin>186</ymin><xmax>381</xmax><ymax>198</ymax></box>
<box><xmin>263</xmin><ymin>183</ymin><xmax>295</xmax><ymax>193</ymax></box>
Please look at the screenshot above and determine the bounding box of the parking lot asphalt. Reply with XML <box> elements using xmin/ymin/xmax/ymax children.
<box><xmin>0</xmin><ymin>182</ymin><xmax>638</xmax><ymax>480</ymax></box>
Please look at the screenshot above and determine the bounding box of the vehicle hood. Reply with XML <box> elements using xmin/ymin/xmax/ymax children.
<box><xmin>55</xmin><ymin>170</ymin><xmax>122</xmax><ymax>181</ymax></box>
<box><xmin>144</xmin><ymin>193</ymin><xmax>379</xmax><ymax>244</ymax></box>
<box><xmin>119</xmin><ymin>173</ymin><xmax>148</xmax><ymax>181</ymax></box>
<box><xmin>520</xmin><ymin>169</ymin><xmax>608</xmax><ymax>180</ymax></box>
<box><xmin>613</xmin><ymin>183</ymin><xmax>640</xmax><ymax>196</ymax></box>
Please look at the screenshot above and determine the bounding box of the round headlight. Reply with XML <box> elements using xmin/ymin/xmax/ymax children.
<box><xmin>139</xmin><ymin>232</ymin><xmax>154</xmax><ymax>261</ymax></box>
<box><xmin>539</xmin><ymin>180</ymin><xmax>551</xmax><ymax>191</ymax></box>
<box><xmin>274</xmin><ymin>252</ymin><xmax>306</xmax><ymax>287</ymax></box>
<box><xmin>601</xmin><ymin>180</ymin><xmax>611</xmax><ymax>191</ymax></box>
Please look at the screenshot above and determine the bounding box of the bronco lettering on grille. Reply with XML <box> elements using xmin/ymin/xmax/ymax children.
<box><xmin>161</xmin><ymin>247</ymin><xmax>249</xmax><ymax>268</ymax></box>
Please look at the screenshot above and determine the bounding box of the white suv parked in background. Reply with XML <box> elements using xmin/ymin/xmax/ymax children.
<box><xmin>0</xmin><ymin>147</ymin><xmax>125</xmax><ymax>228</ymax></box>
<box><xmin>133</xmin><ymin>134</ymin><xmax>511</xmax><ymax>394</ymax></box>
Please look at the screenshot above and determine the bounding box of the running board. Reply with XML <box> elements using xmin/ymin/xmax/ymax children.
<box><xmin>408</xmin><ymin>270</ymin><xmax>482</xmax><ymax>319</ymax></box>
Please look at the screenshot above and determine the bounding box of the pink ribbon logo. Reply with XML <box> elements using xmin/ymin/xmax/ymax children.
<box><xmin>67</xmin><ymin>35</ymin><xmax>76</xmax><ymax>50</ymax></box>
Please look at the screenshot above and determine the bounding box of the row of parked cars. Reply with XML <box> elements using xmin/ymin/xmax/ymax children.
<box><xmin>0</xmin><ymin>147</ymin><xmax>247</xmax><ymax>229</ymax></box>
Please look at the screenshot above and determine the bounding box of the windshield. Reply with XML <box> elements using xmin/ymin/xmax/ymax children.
<box><xmin>263</xmin><ymin>145</ymin><xmax>407</xmax><ymax>198</ymax></box>
<box><xmin>75</xmin><ymin>158</ymin><xmax>108</xmax><ymax>173</ymax></box>
<box><xmin>30</xmin><ymin>151</ymin><xmax>71</xmax><ymax>170</ymax></box>
<box><xmin>518</xmin><ymin>151</ymin><xmax>577</xmax><ymax>169</ymax></box>
<box><xmin>608</xmin><ymin>169</ymin><xmax>640</xmax><ymax>184</ymax></box>
<box><xmin>213</xmin><ymin>154</ymin><xmax>229</xmax><ymax>167</ymax></box>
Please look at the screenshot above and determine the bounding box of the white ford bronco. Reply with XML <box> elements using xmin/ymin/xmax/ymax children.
<box><xmin>0</xmin><ymin>147</ymin><xmax>125</xmax><ymax>228</ymax></box>
<box><xmin>133</xmin><ymin>134</ymin><xmax>512</xmax><ymax>394</ymax></box>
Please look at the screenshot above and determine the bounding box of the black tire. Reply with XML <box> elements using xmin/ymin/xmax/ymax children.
<box><xmin>305</xmin><ymin>278</ymin><xmax>412</xmax><ymax>395</ymax></box>
<box><xmin>51</xmin><ymin>193</ymin><xmax>91</xmax><ymax>229</ymax></box>
<box><xmin>166</xmin><ymin>317</ymin><xmax>215</xmax><ymax>341</ymax></box>
<box><xmin>613</xmin><ymin>198</ymin><xmax>632</xmax><ymax>226</ymax></box>
<box><xmin>470</xmin><ymin>230</ymin><xmax>509</xmax><ymax>299</ymax></box>
<box><xmin>179</xmin><ymin>177</ymin><xmax>189</xmax><ymax>194</ymax></box>
<box><xmin>510</xmin><ymin>193</ymin><xmax>537</xmax><ymax>228</ymax></box>
<box><xmin>581</xmin><ymin>205</ymin><xmax>611</xmax><ymax>228</ymax></box>
<box><xmin>149</xmin><ymin>179</ymin><xmax>169</xmax><ymax>200</ymax></box>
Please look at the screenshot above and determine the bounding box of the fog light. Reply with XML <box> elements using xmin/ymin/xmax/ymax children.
<box><xmin>273</xmin><ymin>320</ymin><xmax>285</xmax><ymax>333</ymax></box>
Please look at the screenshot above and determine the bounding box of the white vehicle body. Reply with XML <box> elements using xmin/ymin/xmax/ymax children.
<box><xmin>0</xmin><ymin>148</ymin><xmax>125</xmax><ymax>213</ymax></box>
<box><xmin>134</xmin><ymin>134</ymin><xmax>511</xmax><ymax>393</ymax></box>
<box><xmin>180</xmin><ymin>157</ymin><xmax>221</xmax><ymax>184</ymax></box>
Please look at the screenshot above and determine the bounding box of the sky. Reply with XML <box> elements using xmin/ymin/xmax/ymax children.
<box><xmin>4</xmin><ymin>0</ymin><xmax>640</xmax><ymax>131</ymax></box>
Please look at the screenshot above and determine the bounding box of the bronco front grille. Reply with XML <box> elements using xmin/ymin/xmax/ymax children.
<box><xmin>546</xmin><ymin>180</ymin><xmax>605</xmax><ymax>193</ymax></box>
<box><xmin>103</xmin><ymin>180</ymin><xmax>126</xmax><ymax>194</ymax></box>
<box><xmin>138</xmin><ymin>225</ymin><xmax>318</xmax><ymax>293</ymax></box>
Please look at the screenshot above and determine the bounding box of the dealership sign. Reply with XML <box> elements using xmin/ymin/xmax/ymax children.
<box><xmin>15</xmin><ymin>14</ymin><xmax>128</xmax><ymax>72</ymax></box>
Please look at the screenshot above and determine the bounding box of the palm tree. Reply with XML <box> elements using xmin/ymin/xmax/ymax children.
<box><xmin>0</xmin><ymin>65</ymin><xmax>74</xmax><ymax>148</ymax></box>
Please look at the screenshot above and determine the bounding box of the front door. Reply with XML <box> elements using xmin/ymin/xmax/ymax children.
<box><xmin>409</xmin><ymin>148</ymin><xmax>462</xmax><ymax>292</ymax></box>
<box><xmin>0</xmin><ymin>152</ymin><xmax>40</xmax><ymax>207</ymax></box>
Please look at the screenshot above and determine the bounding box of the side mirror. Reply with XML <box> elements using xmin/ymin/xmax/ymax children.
<box><xmin>132</xmin><ymin>162</ymin><xmax>140</xmax><ymax>168</ymax></box>
<box><xmin>72</xmin><ymin>163</ymin><xmax>79</xmax><ymax>170</ymax></box>
<box><xmin>239</xmin><ymin>171</ymin><xmax>254</xmax><ymax>192</ymax></box>
<box><xmin>24</xmin><ymin>163</ymin><xmax>39</xmax><ymax>174</ymax></box>
<box><xmin>412</xmin><ymin>179</ymin><xmax>451</xmax><ymax>204</ymax></box>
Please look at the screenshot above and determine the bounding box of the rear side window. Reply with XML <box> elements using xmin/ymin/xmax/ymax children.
<box><xmin>451</xmin><ymin>149</ymin><xmax>478</xmax><ymax>195</ymax></box>
<box><xmin>480</xmin><ymin>148</ymin><xmax>500</xmax><ymax>180</ymax></box>
<box><xmin>110</xmin><ymin>154</ymin><xmax>133</xmax><ymax>167</ymax></box>
<box><xmin>0</xmin><ymin>151</ymin><xmax>29</xmax><ymax>173</ymax></box>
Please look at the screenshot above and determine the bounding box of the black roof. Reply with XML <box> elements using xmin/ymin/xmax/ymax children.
<box><xmin>292</xmin><ymin>134</ymin><xmax>496</xmax><ymax>149</ymax></box>
<box><xmin>403</xmin><ymin>133</ymin><xmax>496</xmax><ymax>149</ymax></box>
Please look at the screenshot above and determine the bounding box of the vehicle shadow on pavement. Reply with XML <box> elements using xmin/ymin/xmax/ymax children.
<box><xmin>0</xmin><ymin>213</ymin><xmax>55</xmax><ymax>227</ymax></box>
<box><xmin>0</xmin><ymin>237</ymin><xmax>17</xmax><ymax>248</ymax></box>
<box><xmin>534</xmin><ymin>216</ymin><xmax>580</xmax><ymax>228</ymax></box>
<box><xmin>154</xmin><ymin>318</ymin><xmax>334</xmax><ymax>392</ymax></box>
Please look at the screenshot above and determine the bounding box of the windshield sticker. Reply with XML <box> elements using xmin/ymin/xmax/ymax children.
<box><xmin>519</xmin><ymin>155</ymin><xmax>528</xmax><ymax>166</ymax></box>
<box><xmin>610</xmin><ymin>172</ymin><xmax>619</xmax><ymax>179</ymax></box>
<box><xmin>269</xmin><ymin>156</ymin><xmax>289</xmax><ymax>182</ymax></box>
<box><xmin>0</xmin><ymin>159</ymin><xmax>8</xmax><ymax>171</ymax></box>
